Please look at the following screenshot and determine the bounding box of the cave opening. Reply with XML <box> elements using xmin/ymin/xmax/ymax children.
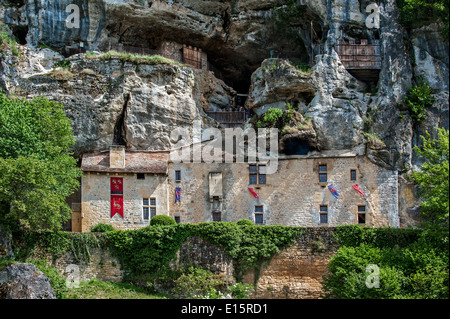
<box><xmin>282</xmin><ymin>138</ymin><xmax>314</xmax><ymax>156</ymax></box>
<box><xmin>11</xmin><ymin>25</ymin><xmax>28</xmax><ymax>45</ymax></box>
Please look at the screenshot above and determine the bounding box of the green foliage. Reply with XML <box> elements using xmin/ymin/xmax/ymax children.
<box><xmin>86</xmin><ymin>50</ymin><xmax>184</xmax><ymax>67</ymax></box>
<box><xmin>149</xmin><ymin>215</ymin><xmax>177</xmax><ymax>226</ymax></box>
<box><xmin>65</xmin><ymin>278</ymin><xmax>168</xmax><ymax>299</ymax></box>
<box><xmin>402</xmin><ymin>79</ymin><xmax>435</xmax><ymax>124</ymax></box>
<box><xmin>102</xmin><ymin>222</ymin><xmax>303</xmax><ymax>282</ymax></box>
<box><xmin>411</xmin><ymin>128</ymin><xmax>449</xmax><ymax>229</ymax></box>
<box><xmin>396</xmin><ymin>0</ymin><xmax>449</xmax><ymax>39</ymax></box>
<box><xmin>0</xmin><ymin>93</ymin><xmax>81</xmax><ymax>231</ymax></box>
<box><xmin>236</xmin><ymin>219</ymin><xmax>254</xmax><ymax>226</ymax></box>
<box><xmin>91</xmin><ymin>223</ymin><xmax>115</xmax><ymax>233</ymax></box>
<box><xmin>322</xmin><ymin>225</ymin><xmax>449</xmax><ymax>299</ymax></box>
<box><xmin>257</xmin><ymin>103</ymin><xmax>295</xmax><ymax>131</ymax></box>
<box><xmin>0</xmin><ymin>23</ymin><xmax>19</xmax><ymax>57</ymax></box>
<box><xmin>173</xmin><ymin>266</ymin><xmax>230</xmax><ymax>299</ymax></box>
<box><xmin>54</xmin><ymin>60</ymin><xmax>71</xmax><ymax>70</ymax></box>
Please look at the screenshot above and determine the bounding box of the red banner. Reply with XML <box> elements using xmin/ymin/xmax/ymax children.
<box><xmin>111</xmin><ymin>195</ymin><xmax>124</xmax><ymax>218</ymax></box>
<box><xmin>110</xmin><ymin>177</ymin><xmax>123</xmax><ymax>193</ymax></box>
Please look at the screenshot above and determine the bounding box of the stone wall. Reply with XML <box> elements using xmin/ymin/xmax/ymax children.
<box><xmin>82</xmin><ymin>172</ymin><xmax>169</xmax><ymax>232</ymax></box>
<box><xmin>8</xmin><ymin>227</ymin><xmax>338</xmax><ymax>298</ymax></box>
<box><xmin>243</xmin><ymin>227</ymin><xmax>337</xmax><ymax>299</ymax></box>
<box><xmin>168</xmin><ymin>155</ymin><xmax>400</xmax><ymax>227</ymax></box>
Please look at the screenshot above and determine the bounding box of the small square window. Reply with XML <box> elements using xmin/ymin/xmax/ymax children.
<box><xmin>258</xmin><ymin>165</ymin><xmax>266</xmax><ymax>174</ymax></box>
<box><xmin>320</xmin><ymin>205</ymin><xmax>328</xmax><ymax>212</ymax></box>
<box><xmin>143</xmin><ymin>207</ymin><xmax>149</xmax><ymax>220</ymax></box>
<box><xmin>150</xmin><ymin>198</ymin><xmax>156</xmax><ymax>206</ymax></box>
<box><xmin>249</xmin><ymin>164</ymin><xmax>257</xmax><ymax>174</ymax></box>
<box><xmin>319</xmin><ymin>173</ymin><xmax>327</xmax><ymax>183</ymax></box>
<box><xmin>350</xmin><ymin>170</ymin><xmax>357</xmax><ymax>181</ymax></box>
<box><xmin>320</xmin><ymin>213</ymin><xmax>328</xmax><ymax>224</ymax></box>
<box><xmin>258</xmin><ymin>174</ymin><xmax>266</xmax><ymax>185</ymax></box>
<box><xmin>249</xmin><ymin>174</ymin><xmax>258</xmax><ymax>185</ymax></box>
<box><xmin>212</xmin><ymin>211</ymin><xmax>222</xmax><ymax>222</ymax></box>
<box><xmin>143</xmin><ymin>198</ymin><xmax>149</xmax><ymax>206</ymax></box>
<box><xmin>255</xmin><ymin>213</ymin><xmax>264</xmax><ymax>225</ymax></box>
<box><xmin>137</xmin><ymin>173</ymin><xmax>145</xmax><ymax>180</ymax></box>
<box><xmin>319</xmin><ymin>165</ymin><xmax>327</xmax><ymax>172</ymax></box>
<box><xmin>358</xmin><ymin>205</ymin><xmax>366</xmax><ymax>212</ymax></box>
<box><xmin>358</xmin><ymin>213</ymin><xmax>366</xmax><ymax>224</ymax></box>
<box><xmin>175</xmin><ymin>170</ymin><xmax>181</xmax><ymax>181</ymax></box>
<box><xmin>255</xmin><ymin>206</ymin><xmax>264</xmax><ymax>213</ymax></box>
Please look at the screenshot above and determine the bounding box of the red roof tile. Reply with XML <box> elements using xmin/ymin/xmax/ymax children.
<box><xmin>81</xmin><ymin>151</ymin><xmax>169</xmax><ymax>174</ymax></box>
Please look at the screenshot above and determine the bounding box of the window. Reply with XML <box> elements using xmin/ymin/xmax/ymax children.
<box><xmin>255</xmin><ymin>206</ymin><xmax>264</xmax><ymax>225</ymax></box>
<box><xmin>150</xmin><ymin>198</ymin><xmax>157</xmax><ymax>219</ymax></box>
<box><xmin>255</xmin><ymin>214</ymin><xmax>264</xmax><ymax>225</ymax></box>
<box><xmin>143</xmin><ymin>198</ymin><xmax>149</xmax><ymax>220</ymax></box>
<box><xmin>319</xmin><ymin>164</ymin><xmax>327</xmax><ymax>183</ymax></box>
<box><xmin>350</xmin><ymin>169</ymin><xmax>357</xmax><ymax>181</ymax></box>
<box><xmin>249</xmin><ymin>164</ymin><xmax>266</xmax><ymax>185</ymax></box>
<box><xmin>258</xmin><ymin>165</ymin><xmax>266</xmax><ymax>185</ymax></box>
<box><xmin>320</xmin><ymin>205</ymin><xmax>328</xmax><ymax>224</ymax></box>
<box><xmin>174</xmin><ymin>216</ymin><xmax>181</xmax><ymax>224</ymax></box>
<box><xmin>137</xmin><ymin>173</ymin><xmax>145</xmax><ymax>180</ymax></box>
<box><xmin>358</xmin><ymin>206</ymin><xmax>366</xmax><ymax>224</ymax></box>
<box><xmin>143</xmin><ymin>198</ymin><xmax>156</xmax><ymax>220</ymax></box>
<box><xmin>212</xmin><ymin>211</ymin><xmax>221</xmax><ymax>222</ymax></box>
<box><xmin>249</xmin><ymin>164</ymin><xmax>257</xmax><ymax>184</ymax></box>
<box><xmin>175</xmin><ymin>170</ymin><xmax>181</xmax><ymax>182</ymax></box>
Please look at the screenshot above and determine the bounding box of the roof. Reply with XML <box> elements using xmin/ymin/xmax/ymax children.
<box><xmin>81</xmin><ymin>151</ymin><xmax>169</xmax><ymax>174</ymax></box>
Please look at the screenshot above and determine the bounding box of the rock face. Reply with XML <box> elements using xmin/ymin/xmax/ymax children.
<box><xmin>0</xmin><ymin>263</ymin><xmax>56</xmax><ymax>299</ymax></box>
<box><xmin>7</xmin><ymin>49</ymin><xmax>234</xmax><ymax>156</ymax></box>
<box><xmin>0</xmin><ymin>0</ymin><xmax>448</xmax><ymax>219</ymax></box>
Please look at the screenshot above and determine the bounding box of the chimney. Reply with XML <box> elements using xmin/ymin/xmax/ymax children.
<box><xmin>109</xmin><ymin>145</ymin><xmax>125</xmax><ymax>169</ymax></box>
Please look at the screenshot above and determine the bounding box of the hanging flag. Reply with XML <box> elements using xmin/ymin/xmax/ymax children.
<box><xmin>175</xmin><ymin>187</ymin><xmax>181</xmax><ymax>203</ymax></box>
<box><xmin>328</xmin><ymin>184</ymin><xmax>340</xmax><ymax>198</ymax></box>
<box><xmin>110</xmin><ymin>177</ymin><xmax>123</xmax><ymax>194</ymax></box>
<box><xmin>248</xmin><ymin>187</ymin><xmax>259</xmax><ymax>198</ymax></box>
<box><xmin>111</xmin><ymin>195</ymin><xmax>124</xmax><ymax>218</ymax></box>
<box><xmin>353</xmin><ymin>184</ymin><xmax>366</xmax><ymax>197</ymax></box>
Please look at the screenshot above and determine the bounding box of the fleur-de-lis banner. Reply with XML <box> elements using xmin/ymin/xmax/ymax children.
<box><xmin>110</xmin><ymin>177</ymin><xmax>123</xmax><ymax>194</ymax></box>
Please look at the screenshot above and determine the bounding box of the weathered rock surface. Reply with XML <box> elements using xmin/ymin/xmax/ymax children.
<box><xmin>0</xmin><ymin>263</ymin><xmax>56</xmax><ymax>299</ymax></box>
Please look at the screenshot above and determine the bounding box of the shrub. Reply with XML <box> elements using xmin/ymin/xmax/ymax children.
<box><xmin>91</xmin><ymin>223</ymin><xmax>115</xmax><ymax>233</ymax></box>
<box><xmin>236</xmin><ymin>219</ymin><xmax>254</xmax><ymax>226</ymax></box>
<box><xmin>149</xmin><ymin>215</ymin><xmax>177</xmax><ymax>226</ymax></box>
<box><xmin>402</xmin><ymin>79</ymin><xmax>435</xmax><ymax>124</ymax></box>
<box><xmin>173</xmin><ymin>266</ymin><xmax>230</xmax><ymax>299</ymax></box>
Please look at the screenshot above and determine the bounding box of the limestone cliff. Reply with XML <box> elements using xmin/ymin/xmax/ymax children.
<box><xmin>0</xmin><ymin>0</ymin><xmax>448</xmax><ymax>222</ymax></box>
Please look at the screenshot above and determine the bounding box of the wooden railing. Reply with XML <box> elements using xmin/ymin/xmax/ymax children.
<box><xmin>206</xmin><ymin>111</ymin><xmax>247</xmax><ymax>128</ymax></box>
<box><xmin>336</xmin><ymin>40</ymin><xmax>381</xmax><ymax>69</ymax></box>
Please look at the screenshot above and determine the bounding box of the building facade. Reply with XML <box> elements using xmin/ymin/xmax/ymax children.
<box><xmin>77</xmin><ymin>146</ymin><xmax>400</xmax><ymax>232</ymax></box>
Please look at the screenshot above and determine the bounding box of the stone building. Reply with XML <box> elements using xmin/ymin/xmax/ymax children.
<box><xmin>77</xmin><ymin>145</ymin><xmax>400</xmax><ymax>232</ymax></box>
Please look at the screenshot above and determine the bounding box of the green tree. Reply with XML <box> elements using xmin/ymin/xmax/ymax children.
<box><xmin>396</xmin><ymin>0</ymin><xmax>449</xmax><ymax>39</ymax></box>
<box><xmin>0</xmin><ymin>93</ymin><xmax>81</xmax><ymax>231</ymax></box>
<box><xmin>412</xmin><ymin>127</ymin><xmax>449</xmax><ymax>229</ymax></box>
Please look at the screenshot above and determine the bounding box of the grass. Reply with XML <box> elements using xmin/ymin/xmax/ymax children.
<box><xmin>85</xmin><ymin>50</ymin><xmax>184</xmax><ymax>67</ymax></box>
<box><xmin>64</xmin><ymin>278</ymin><xmax>170</xmax><ymax>299</ymax></box>
<box><xmin>0</xmin><ymin>23</ymin><xmax>20</xmax><ymax>57</ymax></box>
